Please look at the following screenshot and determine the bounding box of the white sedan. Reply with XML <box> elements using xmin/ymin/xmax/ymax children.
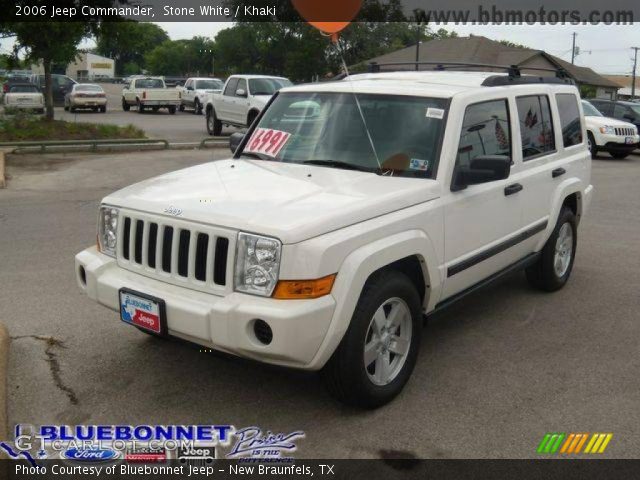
<box><xmin>582</xmin><ymin>100</ymin><xmax>639</xmax><ymax>159</ymax></box>
<box><xmin>3</xmin><ymin>83</ymin><xmax>44</xmax><ymax>113</ymax></box>
<box><xmin>64</xmin><ymin>84</ymin><xmax>107</xmax><ymax>113</ymax></box>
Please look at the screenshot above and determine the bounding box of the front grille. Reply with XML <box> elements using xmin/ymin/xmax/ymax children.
<box><xmin>614</xmin><ymin>127</ymin><xmax>635</xmax><ymax>136</ymax></box>
<box><xmin>118</xmin><ymin>211</ymin><xmax>234</xmax><ymax>294</ymax></box>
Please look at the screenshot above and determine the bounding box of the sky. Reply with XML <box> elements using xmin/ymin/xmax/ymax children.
<box><xmin>3</xmin><ymin>22</ymin><xmax>639</xmax><ymax>77</ymax></box>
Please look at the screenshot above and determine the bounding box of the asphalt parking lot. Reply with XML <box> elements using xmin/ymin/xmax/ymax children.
<box><xmin>1</xmin><ymin>150</ymin><xmax>639</xmax><ymax>459</ymax></box>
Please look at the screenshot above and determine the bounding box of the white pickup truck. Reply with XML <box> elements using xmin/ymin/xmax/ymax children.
<box><xmin>76</xmin><ymin>70</ymin><xmax>593</xmax><ymax>408</ymax></box>
<box><xmin>179</xmin><ymin>77</ymin><xmax>224</xmax><ymax>115</ymax></box>
<box><xmin>121</xmin><ymin>77</ymin><xmax>181</xmax><ymax>114</ymax></box>
<box><xmin>205</xmin><ymin>75</ymin><xmax>291</xmax><ymax>135</ymax></box>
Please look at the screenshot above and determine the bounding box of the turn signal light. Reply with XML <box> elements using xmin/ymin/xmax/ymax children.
<box><xmin>273</xmin><ymin>274</ymin><xmax>336</xmax><ymax>299</ymax></box>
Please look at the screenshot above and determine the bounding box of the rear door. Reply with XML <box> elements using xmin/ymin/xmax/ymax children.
<box><xmin>442</xmin><ymin>98</ymin><xmax>524</xmax><ymax>299</ymax></box>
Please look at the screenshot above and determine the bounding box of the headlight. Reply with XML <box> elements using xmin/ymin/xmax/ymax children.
<box><xmin>234</xmin><ymin>232</ymin><xmax>281</xmax><ymax>297</ymax></box>
<box><xmin>98</xmin><ymin>206</ymin><xmax>119</xmax><ymax>257</ymax></box>
<box><xmin>599</xmin><ymin>126</ymin><xmax>615</xmax><ymax>134</ymax></box>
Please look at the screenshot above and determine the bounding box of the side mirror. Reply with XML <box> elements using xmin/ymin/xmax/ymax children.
<box><xmin>187</xmin><ymin>86</ymin><xmax>194</xmax><ymax>91</ymax></box>
<box><xmin>236</xmin><ymin>88</ymin><xmax>247</xmax><ymax>98</ymax></box>
<box><xmin>452</xmin><ymin>155</ymin><xmax>511</xmax><ymax>191</ymax></box>
<box><xmin>229</xmin><ymin>132</ymin><xmax>245</xmax><ymax>153</ymax></box>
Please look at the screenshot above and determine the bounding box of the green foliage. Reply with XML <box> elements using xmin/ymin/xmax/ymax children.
<box><xmin>96</xmin><ymin>22</ymin><xmax>169</xmax><ymax>75</ymax></box>
<box><xmin>580</xmin><ymin>85</ymin><xmax>597</xmax><ymax>99</ymax></box>
<box><xmin>145</xmin><ymin>37</ymin><xmax>216</xmax><ymax>76</ymax></box>
<box><xmin>0</xmin><ymin>111</ymin><xmax>145</xmax><ymax>141</ymax></box>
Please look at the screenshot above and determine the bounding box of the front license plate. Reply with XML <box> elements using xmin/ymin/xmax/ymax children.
<box><xmin>625</xmin><ymin>137</ymin><xmax>635</xmax><ymax>144</ymax></box>
<box><xmin>119</xmin><ymin>289</ymin><xmax>167</xmax><ymax>335</ymax></box>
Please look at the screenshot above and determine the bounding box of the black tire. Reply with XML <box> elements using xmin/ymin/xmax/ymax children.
<box><xmin>100</xmin><ymin>106</ymin><xmax>106</xmax><ymax>113</ymax></box>
<box><xmin>247</xmin><ymin>110</ymin><xmax>258</xmax><ymax>126</ymax></box>
<box><xmin>64</xmin><ymin>104</ymin><xmax>69</xmax><ymax>111</ymax></box>
<box><xmin>610</xmin><ymin>151</ymin><xmax>630</xmax><ymax>159</ymax></box>
<box><xmin>321</xmin><ymin>270</ymin><xmax>422</xmax><ymax>408</ymax></box>
<box><xmin>206</xmin><ymin>108</ymin><xmax>222</xmax><ymax>136</ymax></box>
<box><xmin>587</xmin><ymin>132</ymin><xmax>598</xmax><ymax>159</ymax></box>
<box><xmin>69</xmin><ymin>106</ymin><xmax>76</xmax><ymax>113</ymax></box>
<box><xmin>526</xmin><ymin>206</ymin><xmax>577</xmax><ymax>292</ymax></box>
<box><xmin>152</xmin><ymin>106</ymin><xmax>160</xmax><ymax>113</ymax></box>
<box><xmin>193</xmin><ymin>98</ymin><xmax>201</xmax><ymax>115</ymax></box>
<box><xmin>122</xmin><ymin>98</ymin><xmax>130</xmax><ymax>111</ymax></box>
<box><xmin>168</xmin><ymin>106</ymin><xmax>176</xmax><ymax>115</ymax></box>
<box><xmin>179</xmin><ymin>103</ymin><xmax>185</xmax><ymax>112</ymax></box>
<box><xmin>137</xmin><ymin>100</ymin><xmax>144</xmax><ymax>113</ymax></box>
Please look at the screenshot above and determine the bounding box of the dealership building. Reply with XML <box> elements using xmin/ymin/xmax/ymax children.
<box><xmin>31</xmin><ymin>52</ymin><xmax>115</xmax><ymax>81</ymax></box>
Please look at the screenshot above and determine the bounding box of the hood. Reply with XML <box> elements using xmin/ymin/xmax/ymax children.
<box><xmin>103</xmin><ymin>159</ymin><xmax>440</xmax><ymax>244</ymax></box>
<box><xmin>585</xmin><ymin>115</ymin><xmax>637</xmax><ymax>130</ymax></box>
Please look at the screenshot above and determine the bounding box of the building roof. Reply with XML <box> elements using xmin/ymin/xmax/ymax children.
<box><xmin>363</xmin><ymin>36</ymin><xmax>620</xmax><ymax>89</ymax></box>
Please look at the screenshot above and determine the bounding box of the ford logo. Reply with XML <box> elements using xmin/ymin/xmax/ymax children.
<box><xmin>61</xmin><ymin>448</ymin><xmax>120</xmax><ymax>462</ymax></box>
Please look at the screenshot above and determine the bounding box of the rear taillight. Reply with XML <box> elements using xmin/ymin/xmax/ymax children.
<box><xmin>2</xmin><ymin>84</ymin><xmax>8</xmax><ymax>93</ymax></box>
<box><xmin>142</xmin><ymin>91</ymin><xmax>146</xmax><ymax>100</ymax></box>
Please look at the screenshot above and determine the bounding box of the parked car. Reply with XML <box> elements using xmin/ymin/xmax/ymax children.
<box><xmin>588</xmin><ymin>98</ymin><xmax>640</xmax><ymax>132</ymax></box>
<box><xmin>2</xmin><ymin>76</ymin><xmax>35</xmax><ymax>97</ymax></box>
<box><xmin>28</xmin><ymin>74</ymin><xmax>77</xmax><ymax>106</ymax></box>
<box><xmin>3</xmin><ymin>83</ymin><xmax>44</xmax><ymax>113</ymax></box>
<box><xmin>64</xmin><ymin>84</ymin><xmax>107</xmax><ymax>113</ymax></box>
<box><xmin>179</xmin><ymin>77</ymin><xmax>224</xmax><ymax>115</ymax></box>
<box><xmin>205</xmin><ymin>75</ymin><xmax>292</xmax><ymax>135</ymax></box>
<box><xmin>121</xmin><ymin>77</ymin><xmax>181</xmax><ymax>114</ymax></box>
<box><xmin>581</xmin><ymin>100</ymin><xmax>639</xmax><ymax>159</ymax></box>
<box><xmin>76</xmin><ymin>70</ymin><xmax>593</xmax><ymax>408</ymax></box>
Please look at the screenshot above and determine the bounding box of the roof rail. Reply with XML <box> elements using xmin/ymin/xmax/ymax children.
<box><xmin>367</xmin><ymin>61</ymin><xmax>574</xmax><ymax>85</ymax></box>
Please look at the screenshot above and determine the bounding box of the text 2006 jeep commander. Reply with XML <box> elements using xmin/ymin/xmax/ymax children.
<box><xmin>76</xmin><ymin>69</ymin><xmax>593</xmax><ymax>407</ymax></box>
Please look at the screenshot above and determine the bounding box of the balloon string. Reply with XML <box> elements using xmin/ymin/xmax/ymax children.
<box><xmin>335</xmin><ymin>43</ymin><xmax>382</xmax><ymax>172</ymax></box>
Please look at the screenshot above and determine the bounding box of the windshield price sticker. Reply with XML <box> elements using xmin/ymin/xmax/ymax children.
<box><xmin>245</xmin><ymin>128</ymin><xmax>291</xmax><ymax>157</ymax></box>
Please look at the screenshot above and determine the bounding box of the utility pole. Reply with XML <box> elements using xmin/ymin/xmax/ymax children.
<box><xmin>631</xmin><ymin>47</ymin><xmax>639</xmax><ymax>100</ymax></box>
<box><xmin>571</xmin><ymin>32</ymin><xmax>577</xmax><ymax>64</ymax></box>
<box><xmin>415</xmin><ymin>25</ymin><xmax>421</xmax><ymax>71</ymax></box>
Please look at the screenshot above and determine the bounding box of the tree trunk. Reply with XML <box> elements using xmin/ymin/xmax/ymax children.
<box><xmin>43</xmin><ymin>59</ymin><xmax>54</xmax><ymax>120</ymax></box>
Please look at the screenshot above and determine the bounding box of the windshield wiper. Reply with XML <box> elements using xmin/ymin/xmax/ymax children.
<box><xmin>302</xmin><ymin>160</ymin><xmax>379</xmax><ymax>174</ymax></box>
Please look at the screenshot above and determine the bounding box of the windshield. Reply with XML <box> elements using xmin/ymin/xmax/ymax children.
<box><xmin>196</xmin><ymin>79</ymin><xmax>223</xmax><ymax>90</ymax></box>
<box><xmin>629</xmin><ymin>104</ymin><xmax>640</xmax><ymax>116</ymax></box>
<box><xmin>136</xmin><ymin>78</ymin><xmax>164</xmax><ymax>88</ymax></box>
<box><xmin>581</xmin><ymin>101</ymin><xmax>602</xmax><ymax>117</ymax></box>
<box><xmin>248</xmin><ymin>78</ymin><xmax>292</xmax><ymax>96</ymax></box>
<box><xmin>240</xmin><ymin>92</ymin><xmax>447</xmax><ymax>178</ymax></box>
<box><xmin>10</xmin><ymin>85</ymin><xmax>39</xmax><ymax>93</ymax></box>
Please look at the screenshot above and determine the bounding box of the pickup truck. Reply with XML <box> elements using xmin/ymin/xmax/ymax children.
<box><xmin>205</xmin><ymin>75</ymin><xmax>292</xmax><ymax>135</ymax></box>
<box><xmin>76</xmin><ymin>70</ymin><xmax>593</xmax><ymax>408</ymax></box>
<box><xmin>179</xmin><ymin>77</ymin><xmax>224</xmax><ymax>115</ymax></box>
<box><xmin>121</xmin><ymin>77</ymin><xmax>181</xmax><ymax>114</ymax></box>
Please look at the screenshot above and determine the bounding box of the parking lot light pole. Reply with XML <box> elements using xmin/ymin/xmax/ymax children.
<box><xmin>631</xmin><ymin>47</ymin><xmax>639</xmax><ymax>100</ymax></box>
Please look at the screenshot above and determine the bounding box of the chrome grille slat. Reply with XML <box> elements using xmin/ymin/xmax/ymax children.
<box><xmin>118</xmin><ymin>211</ymin><xmax>233</xmax><ymax>295</ymax></box>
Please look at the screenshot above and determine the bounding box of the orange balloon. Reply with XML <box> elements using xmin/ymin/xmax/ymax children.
<box><xmin>292</xmin><ymin>0</ymin><xmax>362</xmax><ymax>42</ymax></box>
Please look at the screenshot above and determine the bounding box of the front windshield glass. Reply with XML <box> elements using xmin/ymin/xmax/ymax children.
<box><xmin>581</xmin><ymin>101</ymin><xmax>602</xmax><ymax>117</ymax></box>
<box><xmin>248</xmin><ymin>78</ymin><xmax>293</xmax><ymax>96</ymax></box>
<box><xmin>240</xmin><ymin>92</ymin><xmax>447</xmax><ymax>178</ymax></box>
<box><xmin>196</xmin><ymin>79</ymin><xmax>224</xmax><ymax>90</ymax></box>
<box><xmin>629</xmin><ymin>104</ymin><xmax>640</xmax><ymax>116</ymax></box>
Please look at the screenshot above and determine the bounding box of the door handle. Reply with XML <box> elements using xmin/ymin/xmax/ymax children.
<box><xmin>504</xmin><ymin>183</ymin><xmax>523</xmax><ymax>196</ymax></box>
<box><xmin>552</xmin><ymin>168</ymin><xmax>566</xmax><ymax>178</ymax></box>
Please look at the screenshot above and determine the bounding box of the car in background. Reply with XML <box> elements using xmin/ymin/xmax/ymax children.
<box><xmin>205</xmin><ymin>75</ymin><xmax>292</xmax><ymax>135</ymax></box>
<box><xmin>64</xmin><ymin>84</ymin><xmax>107</xmax><ymax>113</ymax></box>
<box><xmin>121</xmin><ymin>76</ymin><xmax>181</xmax><ymax>114</ymax></box>
<box><xmin>179</xmin><ymin>77</ymin><xmax>224</xmax><ymax>115</ymax></box>
<box><xmin>588</xmin><ymin>98</ymin><xmax>640</xmax><ymax>133</ymax></box>
<box><xmin>582</xmin><ymin>100</ymin><xmax>639</xmax><ymax>159</ymax></box>
<box><xmin>28</xmin><ymin>74</ymin><xmax>77</xmax><ymax>106</ymax></box>
<box><xmin>3</xmin><ymin>83</ymin><xmax>44</xmax><ymax>113</ymax></box>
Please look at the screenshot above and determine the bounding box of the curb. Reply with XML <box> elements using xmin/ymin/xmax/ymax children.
<box><xmin>0</xmin><ymin>323</ymin><xmax>9</xmax><ymax>440</ymax></box>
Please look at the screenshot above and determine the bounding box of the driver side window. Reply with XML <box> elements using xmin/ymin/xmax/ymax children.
<box><xmin>456</xmin><ymin>99</ymin><xmax>511</xmax><ymax>169</ymax></box>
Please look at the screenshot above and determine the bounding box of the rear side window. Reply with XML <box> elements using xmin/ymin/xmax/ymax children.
<box><xmin>516</xmin><ymin>95</ymin><xmax>555</xmax><ymax>160</ymax></box>
<box><xmin>223</xmin><ymin>78</ymin><xmax>239</xmax><ymax>96</ymax></box>
<box><xmin>555</xmin><ymin>94</ymin><xmax>583</xmax><ymax>147</ymax></box>
<box><xmin>456</xmin><ymin>99</ymin><xmax>511</xmax><ymax>167</ymax></box>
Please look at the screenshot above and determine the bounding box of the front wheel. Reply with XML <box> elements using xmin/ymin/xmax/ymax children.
<box><xmin>526</xmin><ymin>206</ymin><xmax>577</xmax><ymax>292</ymax></box>
<box><xmin>168</xmin><ymin>106</ymin><xmax>176</xmax><ymax>115</ymax></box>
<box><xmin>193</xmin><ymin>98</ymin><xmax>202</xmax><ymax>115</ymax></box>
<box><xmin>206</xmin><ymin>109</ymin><xmax>222</xmax><ymax>136</ymax></box>
<box><xmin>122</xmin><ymin>98</ymin><xmax>130</xmax><ymax>111</ymax></box>
<box><xmin>321</xmin><ymin>270</ymin><xmax>422</xmax><ymax>408</ymax></box>
<box><xmin>587</xmin><ymin>132</ymin><xmax>598</xmax><ymax>159</ymax></box>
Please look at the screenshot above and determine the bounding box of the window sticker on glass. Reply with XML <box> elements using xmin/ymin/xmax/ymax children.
<box><xmin>245</xmin><ymin>128</ymin><xmax>291</xmax><ymax>157</ymax></box>
<box><xmin>426</xmin><ymin>108</ymin><xmax>445</xmax><ymax>119</ymax></box>
<box><xmin>409</xmin><ymin>158</ymin><xmax>430</xmax><ymax>171</ymax></box>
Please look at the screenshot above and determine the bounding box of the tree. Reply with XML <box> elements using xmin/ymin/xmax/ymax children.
<box><xmin>9</xmin><ymin>22</ymin><xmax>88</xmax><ymax>119</ymax></box>
<box><xmin>96</xmin><ymin>22</ymin><xmax>169</xmax><ymax>75</ymax></box>
<box><xmin>145</xmin><ymin>37</ymin><xmax>216</xmax><ymax>76</ymax></box>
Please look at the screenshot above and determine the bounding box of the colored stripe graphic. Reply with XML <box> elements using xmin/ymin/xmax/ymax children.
<box><xmin>537</xmin><ymin>433</ymin><xmax>565</xmax><ymax>454</ymax></box>
<box><xmin>584</xmin><ymin>433</ymin><xmax>613</xmax><ymax>454</ymax></box>
<box><xmin>540</xmin><ymin>433</ymin><xmax>613</xmax><ymax>454</ymax></box>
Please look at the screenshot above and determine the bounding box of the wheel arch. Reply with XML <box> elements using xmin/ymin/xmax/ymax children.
<box><xmin>535</xmin><ymin>180</ymin><xmax>583</xmax><ymax>251</ymax></box>
<box><xmin>307</xmin><ymin>229</ymin><xmax>442</xmax><ymax>370</ymax></box>
<box><xmin>247</xmin><ymin>108</ymin><xmax>260</xmax><ymax>126</ymax></box>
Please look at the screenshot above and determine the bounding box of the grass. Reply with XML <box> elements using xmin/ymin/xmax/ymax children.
<box><xmin>0</xmin><ymin>112</ymin><xmax>145</xmax><ymax>142</ymax></box>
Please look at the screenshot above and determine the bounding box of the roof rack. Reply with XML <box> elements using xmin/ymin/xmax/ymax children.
<box><xmin>366</xmin><ymin>61</ymin><xmax>575</xmax><ymax>86</ymax></box>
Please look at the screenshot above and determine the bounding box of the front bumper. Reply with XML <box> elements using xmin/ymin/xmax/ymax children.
<box><xmin>597</xmin><ymin>133</ymin><xmax>639</xmax><ymax>151</ymax></box>
<box><xmin>75</xmin><ymin>246</ymin><xmax>336</xmax><ymax>370</ymax></box>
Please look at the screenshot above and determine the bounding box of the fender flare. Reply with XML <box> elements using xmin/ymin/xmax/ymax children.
<box><xmin>535</xmin><ymin>178</ymin><xmax>583</xmax><ymax>251</ymax></box>
<box><xmin>307</xmin><ymin>229</ymin><xmax>442</xmax><ymax>370</ymax></box>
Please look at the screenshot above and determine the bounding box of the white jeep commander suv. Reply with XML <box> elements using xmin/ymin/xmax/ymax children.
<box><xmin>76</xmin><ymin>70</ymin><xmax>593</xmax><ymax>408</ymax></box>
